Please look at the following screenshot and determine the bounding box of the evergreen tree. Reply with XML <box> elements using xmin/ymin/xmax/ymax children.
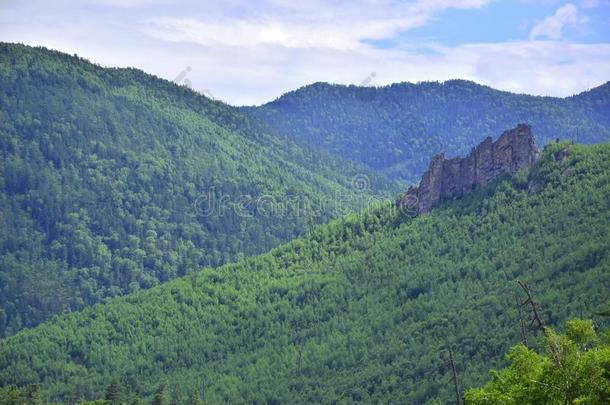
<box><xmin>105</xmin><ymin>379</ymin><xmax>126</xmax><ymax>404</ymax></box>
<box><xmin>151</xmin><ymin>384</ymin><xmax>167</xmax><ymax>405</ymax></box>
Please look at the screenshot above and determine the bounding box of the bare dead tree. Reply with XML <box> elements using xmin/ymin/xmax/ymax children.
<box><xmin>517</xmin><ymin>280</ymin><xmax>545</xmax><ymax>331</ymax></box>
<box><xmin>448</xmin><ymin>348</ymin><xmax>462</xmax><ymax>405</ymax></box>
<box><xmin>517</xmin><ymin>280</ymin><xmax>562</xmax><ymax>365</ymax></box>
<box><xmin>516</xmin><ymin>295</ymin><xmax>529</xmax><ymax>347</ymax></box>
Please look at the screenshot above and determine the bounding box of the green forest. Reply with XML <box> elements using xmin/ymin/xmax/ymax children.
<box><xmin>2</xmin><ymin>318</ymin><xmax>609</xmax><ymax>404</ymax></box>
<box><xmin>0</xmin><ymin>43</ymin><xmax>396</xmax><ymax>337</ymax></box>
<box><xmin>245</xmin><ymin>80</ymin><xmax>610</xmax><ymax>182</ymax></box>
<box><xmin>1</xmin><ymin>140</ymin><xmax>608</xmax><ymax>403</ymax></box>
<box><xmin>1</xmin><ymin>43</ymin><xmax>610</xmax><ymax>405</ymax></box>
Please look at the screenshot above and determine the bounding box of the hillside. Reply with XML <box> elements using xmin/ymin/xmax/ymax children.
<box><xmin>1</xmin><ymin>140</ymin><xmax>608</xmax><ymax>403</ymax></box>
<box><xmin>244</xmin><ymin>80</ymin><xmax>610</xmax><ymax>182</ymax></box>
<box><xmin>0</xmin><ymin>43</ymin><xmax>397</xmax><ymax>337</ymax></box>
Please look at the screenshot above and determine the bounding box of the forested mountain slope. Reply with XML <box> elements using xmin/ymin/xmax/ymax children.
<box><xmin>1</xmin><ymin>141</ymin><xmax>608</xmax><ymax>404</ymax></box>
<box><xmin>0</xmin><ymin>43</ymin><xmax>396</xmax><ymax>337</ymax></box>
<box><xmin>244</xmin><ymin>80</ymin><xmax>610</xmax><ymax>182</ymax></box>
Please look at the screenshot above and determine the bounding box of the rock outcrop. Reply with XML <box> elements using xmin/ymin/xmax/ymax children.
<box><xmin>400</xmin><ymin>124</ymin><xmax>539</xmax><ymax>213</ymax></box>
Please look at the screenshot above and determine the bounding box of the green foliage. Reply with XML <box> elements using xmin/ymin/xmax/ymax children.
<box><xmin>151</xmin><ymin>384</ymin><xmax>166</xmax><ymax>405</ymax></box>
<box><xmin>104</xmin><ymin>379</ymin><xmax>127</xmax><ymax>404</ymax></box>
<box><xmin>465</xmin><ymin>319</ymin><xmax>610</xmax><ymax>404</ymax></box>
<box><xmin>245</xmin><ymin>80</ymin><xmax>610</xmax><ymax>182</ymax></box>
<box><xmin>0</xmin><ymin>141</ymin><xmax>608</xmax><ymax>403</ymax></box>
<box><xmin>0</xmin><ymin>43</ymin><xmax>397</xmax><ymax>337</ymax></box>
<box><xmin>591</xmin><ymin>302</ymin><xmax>610</xmax><ymax>317</ymax></box>
<box><xmin>0</xmin><ymin>384</ymin><xmax>42</xmax><ymax>405</ymax></box>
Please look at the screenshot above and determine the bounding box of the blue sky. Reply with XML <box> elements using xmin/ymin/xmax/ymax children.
<box><xmin>1</xmin><ymin>0</ymin><xmax>609</xmax><ymax>105</ymax></box>
<box><xmin>402</xmin><ymin>1</ymin><xmax>610</xmax><ymax>45</ymax></box>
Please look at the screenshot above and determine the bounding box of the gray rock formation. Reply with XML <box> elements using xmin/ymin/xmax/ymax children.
<box><xmin>400</xmin><ymin>124</ymin><xmax>539</xmax><ymax>213</ymax></box>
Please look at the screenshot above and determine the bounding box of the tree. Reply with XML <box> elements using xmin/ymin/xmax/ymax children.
<box><xmin>151</xmin><ymin>383</ymin><xmax>167</xmax><ymax>405</ymax></box>
<box><xmin>465</xmin><ymin>319</ymin><xmax>610</xmax><ymax>405</ymax></box>
<box><xmin>104</xmin><ymin>379</ymin><xmax>126</xmax><ymax>404</ymax></box>
<box><xmin>0</xmin><ymin>384</ymin><xmax>43</xmax><ymax>405</ymax></box>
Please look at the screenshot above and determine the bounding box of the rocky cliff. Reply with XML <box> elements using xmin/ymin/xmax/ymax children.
<box><xmin>400</xmin><ymin>124</ymin><xmax>539</xmax><ymax>213</ymax></box>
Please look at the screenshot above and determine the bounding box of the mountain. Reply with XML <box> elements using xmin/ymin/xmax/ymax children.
<box><xmin>0</xmin><ymin>43</ymin><xmax>397</xmax><ymax>338</ymax></box>
<box><xmin>243</xmin><ymin>80</ymin><xmax>610</xmax><ymax>182</ymax></box>
<box><xmin>1</xmin><ymin>137</ymin><xmax>608</xmax><ymax>403</ymax></box>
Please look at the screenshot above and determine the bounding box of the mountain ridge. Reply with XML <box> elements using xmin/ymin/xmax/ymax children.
<box><xmin>260</xmin><ymin>79</ymin><xmax>610</xmax><ymax>106</ymax></box>
<box><xmin>243</xmin><ymin>79</ymin><xmax>610</xmax><ymax>182</ymax></box>
<box><xmin>0</xmin><ymin>42</ymin><xmax>397</xmax><ymax>338</ymax></box>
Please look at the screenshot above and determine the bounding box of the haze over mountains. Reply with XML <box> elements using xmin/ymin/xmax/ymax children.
<box><xmin>0</xmin><ymin>43</ymin><xmax>609</xmax><ymax>404</ymax></box>
<box><xmin>245</xmin><ymin>80</ymin><xmax>610</xmax><ymax>182</ymax></box>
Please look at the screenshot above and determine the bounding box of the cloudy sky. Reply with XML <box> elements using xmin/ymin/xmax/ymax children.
<box><xmin>1</xmin><ymin>0</ymin><xmax>609</xmax><ymax>105</ymax></box>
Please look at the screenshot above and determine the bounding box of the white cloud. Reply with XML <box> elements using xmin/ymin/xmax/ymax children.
<box><xmin>529</xmin><ymin>3</ymin><xmax>588</xmax><ymax>40</ymax></box>
<box><xmin>141</xmin><ymin>16</ymin><xmax>423</xmax><ymax>50</ymax></box>
<box><xmin>0</xmin><ymin>0</ymin><xmax>608</xmax><ymax>105</ymax></box>
<box><xmin>139</xmin><ymin>0</ymin><xmax>492</xmax><ymax>50</ymax></box>
<box><xmin>441</xmin><ymin>41</ymin><xmax>610</xmax><ymax>95</ymax></box>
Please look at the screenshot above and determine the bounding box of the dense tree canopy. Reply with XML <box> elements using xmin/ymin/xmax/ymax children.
<box><xmin>0</xmin><ymin>43</ymin><xmax>397</xmax><ymax>337</ymax></box>
<box><xmin>245</xmin><ymin>80</ymin><xmax>610</xmax><ymax>182</ymax></box>
<box><xmin>0</xmin><ymin>141</ymin><xmax>608</xmax><ymax>403</ymax></box>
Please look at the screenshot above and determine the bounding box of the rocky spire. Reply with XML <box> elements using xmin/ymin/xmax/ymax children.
<box><xmin>400</xmin><ymin>124</ymin><xmax>539</xmax><ymax>213</ymax></box>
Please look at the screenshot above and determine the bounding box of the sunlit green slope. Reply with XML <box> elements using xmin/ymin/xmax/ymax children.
<box><xmin>0</xmin><ymin>141</ymin><xmax>608</xmax><ymax>403</ymax></box>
